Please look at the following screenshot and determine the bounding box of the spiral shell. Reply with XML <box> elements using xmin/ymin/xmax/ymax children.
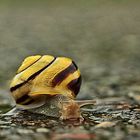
<box><xmin>10</xmin><ymin>55</ymin><xmax>82</xmax><ymax>109</ymax></box>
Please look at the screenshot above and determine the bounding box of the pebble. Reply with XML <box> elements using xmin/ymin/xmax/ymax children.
<box><xmin>0</xmin><ymin>125</ymin><xmax>11</xmax><ymax>129</ymax></box>
<box><xmin>17</xmin><ymin>129</ymin><xmax>34</xmax><ymax>134</ymax></box>
<box><xmin>95</xmin><ymin>121</ymin><xmax>116</xmax><ymax>128</ymax></box>
<box><xmin>0</xmin><ymin>120</ymin><xmax>11</xmax><ymax>125</ymax></box>
<box><xmin>36</xmin><ymin>128</ymin><xmax>50</xmax><ymax>133</ymax></box>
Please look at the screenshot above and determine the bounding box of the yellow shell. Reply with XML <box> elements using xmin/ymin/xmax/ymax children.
<box><xmin>10</xmin><ymin>55</ymin><xmax>82</xmax><ymax>109</ymax></box>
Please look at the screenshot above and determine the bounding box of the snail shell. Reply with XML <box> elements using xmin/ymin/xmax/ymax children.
<box><xmin>10</xmin><ymin>55</ymin><xmax>82</xmax><ymax>112</ymax></box>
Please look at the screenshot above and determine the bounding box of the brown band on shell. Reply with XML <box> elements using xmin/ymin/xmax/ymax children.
<box><xmin>67</xmin><ymin>76</ymin><xmax>82</xmax><ymax>96</ymax></box>
<box><xmin>22</xmin><ymin>99</ymin><xmax>34</xmax><ymax>105</ymax></box>
<box><xmin>10</xmin><ymin>83</ymin><xmax>25</xmax><ymax>92</ymax></box>
<box><xmin>72</xmin><ymin>61</ymin><xmax>78</xmax><ymax>70</ymax></box>
<box><xmin>16</xmin><ymin>56</ymin><xmax>42</xmax><ymax>74</ymax></box>
<box><xmin>10</xmin><ymin>57</ymin><xmax>56</xmax><ymax>92</ymax></box>
<box><xmin>16</xmin><ymin>94</ymin><xmax>30</xmax><ymax>104</ymax></box>
<box><xmin>52</xmin><ymin>62</ymin><xmax>77</xmax><ymax>87</ymax></box>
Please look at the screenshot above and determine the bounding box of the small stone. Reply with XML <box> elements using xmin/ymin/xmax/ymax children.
<box><xmin>0</xmin><ymin>120</ymin><xmax>11</xmax><ymax>125</ymax></box>
<box><xmin>11</xmin><ymin>123</ymin><xmax>16</xmax><ymax>127</ymax></box>
<box><xmin>128</xmin><ymin>120</ymin><xmax>132</xmax><ymax>124</ymax></box>
<box><xmin>134</xmin><ymin>109</ymin><xmax>140</xmax><ymax>112</ymax></box>
<box><xmin>17</xmin><ymin>129</ymin><xmax>34</xmax><ymax>134</ymax></box>
<box><xmin>36</xmin><ymin>128</ymin><xmax>50</xmax><ymax>133</ymax></box>
<box><xmin>95</xmin><ymin>121</ymin><xmax>116</xmax><ymax>128</ymax></box>
<box><xmin>0</xmin><ymin>125</ymin><xmax>11</xmax><ymax>129</ymax></box>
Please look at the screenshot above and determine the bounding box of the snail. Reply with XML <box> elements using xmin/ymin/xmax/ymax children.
<box><xmin>8</xmin><ymin>55</ymin><xmax>95</xmax><ymax>120</ymax></box>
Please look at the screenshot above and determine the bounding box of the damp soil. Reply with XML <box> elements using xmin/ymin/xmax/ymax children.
<box><xmin>0</xmin><ymin>79</ymin><xmax>140</xmax><ymax>140</ymax></box>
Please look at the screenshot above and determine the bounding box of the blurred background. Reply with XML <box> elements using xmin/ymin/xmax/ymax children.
<box><xmin>0</xmin><ymin>0</ymin><xmax>140</xmax><ymax>102</ymax></box>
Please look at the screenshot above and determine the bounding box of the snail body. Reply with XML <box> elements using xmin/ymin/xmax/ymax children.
<box><xmin>9</xmin><ymin>55</ymin><xmax>82</xmax><ymax>119</ymax></box>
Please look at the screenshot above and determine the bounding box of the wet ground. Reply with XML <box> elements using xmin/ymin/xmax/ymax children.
<box><xmin>0</xmin><ymin>76</ymin><xmax>140</xmax><ymax>140</ymax></box>
<box><xmin>0</xmin><ymin>0</ymin><xmax>140</xmax><ymax>140</ymax></box>
<box><xmin>0</xmin><ymin>101</ymin><xmax>140</xmax><ymax>140</ymax></box>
